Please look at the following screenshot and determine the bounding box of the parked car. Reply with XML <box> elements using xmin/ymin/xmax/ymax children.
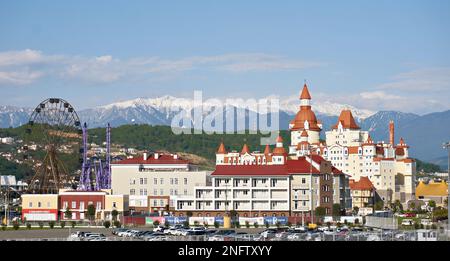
<box><xmin>112</xmin><ymin>228</ymin><xmax>127</xmax><ymax>235</ymax></box>
<box><xmin>420</xmin><ymin>219</ymin><xmax>433</xmax><ymax>226</ymax></box>
<box><xmin>153</xmin><ymin>226</ymin><xmax>165</xmax><ymax>233</ymax></box>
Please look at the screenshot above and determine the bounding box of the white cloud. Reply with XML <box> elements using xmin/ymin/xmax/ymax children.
<box><xmin>378</xmin><ymin>67</ymin><xmax>450</xmax><ymax>92</ymax></box>
<box><xmin>0</xmin><ymin>50</ymin><xmax>325</xmax><ymax>86</ymax></box>
<box><xmin>0</xmin><ymin>70</ymin><xmax>44</xmax><ymax>85</ymax></box>
<box><xmin>360</xmin><ymin>91</ymin><xmax>403</xmax><ymax>100</ymax></box>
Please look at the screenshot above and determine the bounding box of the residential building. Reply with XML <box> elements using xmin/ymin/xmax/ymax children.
<box><xmin>416</xmin><ymin>180</ymin><xmax>448</xmax><ymax>207</ymax></box>
<box><xmin>349</xmin><ymin>176</ymin><xmax>376</xmax><ymax>209</ymax></box>
<box><xmin>111</xmin><ymin>152</ymin><xmax>208</xmax><ymax>214</ymax></box>
<box><xmin>21</xmin><ymin>194</ymin><xmax>59</xmax><ymax>221</ymax></box>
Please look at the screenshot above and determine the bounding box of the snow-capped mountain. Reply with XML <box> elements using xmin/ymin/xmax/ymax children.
<box><xmin>1</xmin><ymin>97</ymin><xmax>449</xmax><ymax>164</ymax></box>
<box><xmin>78</xmin><ymin>95</ymin><xmax>376</xmax><ymax>128</ymax></box>
<box><xmin>0</xmin><ymin>106</ymin><xmax>33</xmax><ymax>128</ymax></box>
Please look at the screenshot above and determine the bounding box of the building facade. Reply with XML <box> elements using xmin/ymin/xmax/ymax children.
<box><xmin>111</xmin><ymin>152</ymin><xmax>209</xmax><ymax>214</ymax></box>
<box><xmin>349</xmin><ymin>176</ymin><xmax>376</xmax><ymax>209</ymax></box>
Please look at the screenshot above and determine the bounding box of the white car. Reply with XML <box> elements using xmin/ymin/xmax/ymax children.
<box><xmin>153</xmin><ymin>226</ymin><xmax>165</xmax><ymax>233</ymax></box>
<box><xmin>208</xmin><ymin>235</ymin><xmax>224</xmax><ymax>241</ymax></box>
<box><xmin>420</xmin><ymin>219</ymin><xmax>432</xmax><ymax>226</ymax></box>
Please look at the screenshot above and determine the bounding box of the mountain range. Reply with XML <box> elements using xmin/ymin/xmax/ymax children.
<box><xmin>0</xmin><ymin>96</ymin><xmax>448</xmax><ymax>168</ymax></box>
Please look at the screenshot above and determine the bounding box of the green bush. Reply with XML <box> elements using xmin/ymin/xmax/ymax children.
<box><xmin>204</xmin><ymin>223</ymin><xmax>209</xmax><ymax>228</ymax></box>
<box><xmin>1</xmin><ymin>224</ymin><xmax>6</xmax><ymax>231</ymax></box>
<box><xmin>193</xmin><ymin>221</ymin><xmax>199</xmax><ymax>227</ymax></box>
<box><xmin>153</xmin><ymin>220</ymin><xmax>160</xmax><ymax>227</ymax></box>
<box><xmin>49</xmin><ymin>221</ymin><xmax>55</xmax><ymax>229</ymax></box>
<box><xmin>254</xmin><ymin>222</ymin><xmax>259</xmax><ymax>228</ymax></box>
<box><xmin>235</xmin><ymin>222</ymin><xmax>241</xmax><ymax>228</ymax></box>
<box><xmin>265</xmin><ymin>222</ymin><xmax>270</xmax><ymax>229</ymax></box>
<box><xmin>431</xmin><ymin>224</ymin><xmax>437</xmax><ymax>229</ymax></box>
<box><xmin>275</xmin><ymin>222</ymin><xmax>281</xmax><ymax>229</ymax></box>
<box><xmin>103</xmin><ymin>220</ymin><xmax>111</xmax><ymax>228</ymax></box>
<box><xmin>38</xmin><ymin>222</ymin><xmax>44</xmax><ymax>229</ymax></box>
<box><xmin>26</xmin><ymin>223</ymin><xmax>32</xmax><ymax>229</ymax></box>
<box><xmin>71</xmin><ymin>221</ymin><xmax>76</xmax><ymax>228</ymax></box>
<box><xmin>245</xmin><ymin>221</ymin><xmax>250</xmax><ymax>229</ymax></box>
<box><xmin>183</xmin><ymin>221</ymin><xmax>190</xmax><ymax>228</ymax></box>
<box><xmin>60</xmin><ymin>221</ymin><xmax>65</xmax><ymax>228</ymax></box>
<box><xmin>214</xmin><ymin>221</ymin><xmax>220</xmax><ymax>228</ymax></box>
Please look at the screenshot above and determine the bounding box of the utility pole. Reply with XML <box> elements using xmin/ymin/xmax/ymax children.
<box><xmin>443</xmin><ymin>142</ymin><xmax>450</xmax><ymax>237</ymax></box>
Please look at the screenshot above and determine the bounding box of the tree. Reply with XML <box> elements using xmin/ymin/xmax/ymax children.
<box><xmin>374</xmin><ymin>201</ymin><xmax>384</xmax><ymax>211</ymax></box>
<box><xmin>60</xmin><ymin>221</ymin><xmax>65</xmax><ymax>228</ymax></box>
<box><xmin>87</xmin><ymin>204</ymin><xmax>96</xmax><ymax>224</ymax></box>
<box><xmin>315</xmin><ymin>207</ymin><xmax>326</xmax><ymax>217</ymax></box>
<box><xmin>332</xmin><ymin>204</ymin><xmax>341</xmax><ymax>217</ymax></box>
<box><xmin>49</xmin><ymin>221</ymin><xmax>55</xmax><ymax>229</ymax></box>
<box><xmin>254</xmin><ymin>222</ymin><xmax>259</xmax><ymax>228</ymax></box>
<box><xmin>352</xmin><ymin>207</ymin><xmax>359</xmax><ymax>216</ymax></box>
<box><xmin>103</xmin><ymin>220</ymin><xmax>111</xmax><ymax>228</ymax></box>
<box><xmin>428</xmin><ymin>200</ymin><xmax>436</xmax><ymax>209</ymax></box>
<box><xmin>214</xmin><ymin>221</ymin><xmax>220</xmax><ymax>228</ymax></box>
<box><xmin>153</xmin><ymin>220</ymin><xmax>160</xmax><ymax>227</ymax></box>
<box><xmin>245</xmin><ymin>221</ymin><xmax>250</xmax><ymax>229</ymax></box>
<box><xmin>64</xmin><ymin>206</ymin><xmax>72</xmax><ymax>220</ymax></box>
<box><xmin>111</xmin><ymin>209</ymin><xmax>119</xmax><ymax>222</ymax></box>
<box><xmin>186</xmin><ymin>211</ymin><xmax>193</xmax><ymax>218</ymax></box>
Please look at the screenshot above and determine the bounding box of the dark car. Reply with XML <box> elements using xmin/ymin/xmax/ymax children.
<box><xmin>215</xmin><ymin>229</ymin><xmax>236</xmax><ymax>236</ymax></box>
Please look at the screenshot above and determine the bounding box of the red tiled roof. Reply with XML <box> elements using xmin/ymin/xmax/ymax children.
<box><xmin>349</xmin><ymin>177</ymin><xmax>375</xmax><ymax>191</ymax></box>
<box><xmin>112</xmin><ymin>153</ymin><xmax>189</xmax><ymax>165</ymax></box>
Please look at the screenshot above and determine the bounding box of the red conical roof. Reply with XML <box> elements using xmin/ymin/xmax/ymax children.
<box><xmin>276</xmin><ymin>135</ymin><xmax>283</xmax><ymax>143</ymax></box>
<box><xmin>264</xmin><ymin>144</ymin><xmax>271</xmax><ymax>154</ymax></box>
<box><xmin>300</xmin><ymin>83</ymin><xmax>312</xmax><ymax>100</ymax></box>
<box><xmin>241</xmin><ymin>144</ymin><xmax>250</xmax><ymax>154</ymax></box>
<box><xmin>216</xmin><ymin>142</ymin><xmax>227</xmax><ymax>154</ymax></box>
<box><xmin>332</xmin><ymin>110</ymin><xmax>360</xmax><ymax>130</ymax></box>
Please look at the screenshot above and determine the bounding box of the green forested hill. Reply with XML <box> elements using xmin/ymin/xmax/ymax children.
<box><xmin>88</xmin><ymin>125</ymin><xmax>290</xmax><ymax>161</ymax></box>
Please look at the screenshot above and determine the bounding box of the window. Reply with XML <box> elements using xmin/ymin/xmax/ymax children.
<box><xmin>130</xmin><ymin>189</ymin><xmax>136</xmax><ymax>195</ymax></box>
<box><xmin>184</xmin><ymin>178</ymin><xmax>188</xmax><ymax>185</ymax></box>
<box><xmin>29</xmin><ymin>202</ymin><xmax>33</xmax><ymax>208</ymax></box>
<box><xmin>154</xmin><ymin>178</ymin><xmax>157</xmax><ymax>185</ymax></box>
<box><xmin>174</xmin><ymin>178</ymin><xmax>178</xmax><ymax>185</ymax></box>
<box><xmin>160</xmin><ymin>178</ymin><xmax>164</xmax><ymax>184</ymax></box>
<box><xmin>144</xmin><ymin>189</ymin><xmax>147</xmax><ymax>196</ymax></box>
<box><xmin>80</xmin><ymin>201</ymin><xmax>85</xmax><ymax>210</ymax></box>
<box><xmin>170</xmin><ymin>178</ymin><xmax>173</xmax><ymax>185</ymax></box>
<box><xmin>140</xmin><ymin>178</ymin><xmax>144</xmax><ymax>185</ymax></box>
<box><xmin>160</xmin><ymin>200</ymin><xmax>164</xmax><ymax>206</ymax></box>
<box><xmin>47</xmin><ymin>202</ymin><xmax>51</xmax><ymax>208</ymax></box>
<box><xmin>71</xmin><ymin>201</ymin><xmax>76</xmax><ymax>208</ymax></box>
<box><xmin>63</xmin><ymin>201</ymin><xmax>68</xmax><ymax>209</ymax></box>
<box><xmin>160</xmin><ymin>189</ymin><xmax>164</xmax><ymax>195</ymax></box>
<box><xmin>184</xmin><ymin>189</ymin><xmax>188</xmax><ymax>195</ymax></box>
<box><xmin>170</xmin><ymin>189</ymin><xmax>173</xmax><ymax>195</ymax></box>
<box><xmin>153</xmin><ymin>189</ymin><xmax>157</xmax><ymax>196</ymax></box>
<box><xmin>38</xmin><ymin>202</ymin><xmax>42</xmax><ymax>208</ymax></box>
<box><xmin>112</xmin><ymin>202</ymin><xmax>117</xmax><ymax>208</ymax></box>
<box><xmin>144</xmin><ymin>178</ymin><xmax>147</xmax><ymax>185</ymax></box>
<box><xmin>71</xmin><ymin>213</ymin><xmax>76</xmax><ymax>219</ymax></box>
<box><xmin>153</xmin><ymin>200</ymin><xmax>157</xmax><ymax>206</ymax></box>
<box><xmin>96</xmin><ymin>201</ymin><xmax>101</xmax><ymax>210</ymax></box>
<box><xmin>302</xmin><ymin>178</ymin><xmax>306</xmax><ymax>184</ymax></box>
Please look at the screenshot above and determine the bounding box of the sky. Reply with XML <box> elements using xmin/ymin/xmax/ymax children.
<box><xmin>0</xmin><ymin>0</ymin><xmax>449</xmax><ymax>114</ymax></box>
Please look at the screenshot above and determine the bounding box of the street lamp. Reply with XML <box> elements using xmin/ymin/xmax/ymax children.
<box><xmin>442</xmin><ymin>142</ymin><xmax>450</xmax><ymax>236</ymax></box>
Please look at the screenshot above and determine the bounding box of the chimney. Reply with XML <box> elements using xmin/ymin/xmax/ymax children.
<box><xmin>143</xmin><ymin>152</ymin><xmax>148</xmax><ymax>161</ymax></box>
<box><xmin>154</xmin><ymin>153</ymin><xmax>159</xmax><ymax>159</ymax></box>
<box><xmin>389</xmin><ymin>120</ymin><xmax>395</xmax><ymax>146</ymax></box>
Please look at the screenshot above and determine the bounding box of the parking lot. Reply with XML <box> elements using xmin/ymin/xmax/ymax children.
<box><xmin>1</xmin><ymin>225</ymin><xmax>448</xmax><ymax>241</ymax></box>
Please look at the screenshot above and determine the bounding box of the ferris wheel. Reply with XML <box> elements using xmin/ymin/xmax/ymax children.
<box><xmin>24</xmin><ymin>98</ymin><xmax>82</xmax><ymax>194</ymax></box>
